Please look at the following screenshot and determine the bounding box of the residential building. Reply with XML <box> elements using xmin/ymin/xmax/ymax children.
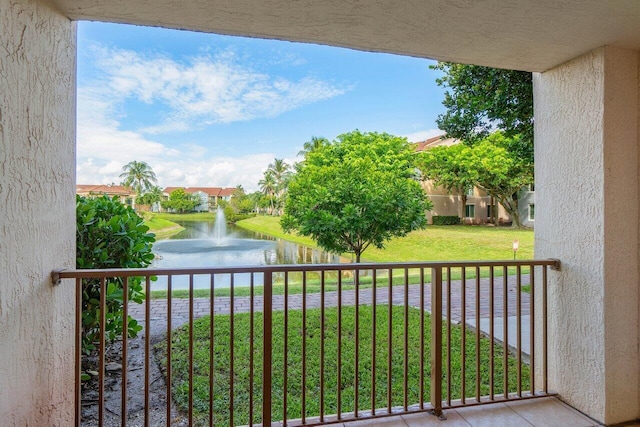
<box><xmin>162</xmin><ymin>186</ymin><xmax>236</xmax><ymax>211</ymax></box>
<box><xmin>2</xmin><ymin>1</ymin><xmax>639</xmax><ymax>425</ymax></box>
<box><xmin>414</xmin><ymin>136</ymin><xmax>512</xmax><ymax>225</ymax></box>
<box><xmin>76</xmin><ymin>184</ymin><xmax>137</xmax><ymax>208</ymax></box>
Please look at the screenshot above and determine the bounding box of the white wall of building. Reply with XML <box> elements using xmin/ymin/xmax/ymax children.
<box><xmin>534</xmin><ymin>46</ymin><xmax>640</xmax><ymax>424</ymax></box>
<box><xmin>0</xmin><ymin>0</ymin><xmax>76</xmax><ymax>424</ymax></box>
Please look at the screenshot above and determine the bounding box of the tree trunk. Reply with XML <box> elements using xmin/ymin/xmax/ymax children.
<box><xmin>460</xmin><ymin>194</ymin><xmax>468</xmax><ymax>225</ymax></box>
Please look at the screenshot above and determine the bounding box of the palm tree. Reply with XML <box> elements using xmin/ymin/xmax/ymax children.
<box><xmin>258</xmin><ymin>171</ymin><xmax>277</xmax><ymax>215</ymax></box>
<box><xmin>267</xmin><ymin>158</ymin><xmax>293</xmax><ymax>214</ymax></box>
<box><xmin>297</xmin><ymin>136</ymin><xmax>329</xmax><ymax>158</ymax></box>
<box><xmin>119</xmin><ymin>161</ymin><xmax>158</xmax><ymax>195</ymax></box>
<box><xmin>138</xmin><ymin>185</ymin><xmax>163</xmax><ymax>206</ymax></box>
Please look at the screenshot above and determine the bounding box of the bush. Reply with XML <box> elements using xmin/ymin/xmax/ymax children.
<box><xmin>432</xmin><ymin>215</ymin><xmax>461</xmax><ymax>225</ymax></box>
<box><xmin>76</xmin><ymin>195</ymin><xmax>156</xmax><ymax>356</ymax></box>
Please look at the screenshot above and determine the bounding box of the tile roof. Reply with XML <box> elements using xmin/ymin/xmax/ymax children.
<box><xmin>76</xmin><ymin>184</ymin><xmax>134</xmax><ymax>196</ymax></box>
<box><xmin>163</xmin><ymin>186</ymin><xmax>237</xmax><ymax>197</ymax></box>
<box><xmin>412</xmin><ymin>135</ymin><xmax>459</xmax><ymax>152</ymax></box>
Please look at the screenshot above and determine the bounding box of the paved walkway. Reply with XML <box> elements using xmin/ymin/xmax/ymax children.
<box><xmin>129</xmin><ymin>275</ymin><xmax>532</xmax><ymax>353</ymax></box>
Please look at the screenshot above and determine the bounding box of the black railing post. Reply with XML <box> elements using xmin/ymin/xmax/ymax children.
<box><xmin>431</xmin><ymin>267</ymin><xmax>443</xmax><ymax>417</ymax></box>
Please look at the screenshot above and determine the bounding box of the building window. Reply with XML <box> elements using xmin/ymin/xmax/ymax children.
<box><xmin>529</xmin><ymin>204</ymin><xmax>535</xmax><ymax>221</ymax></box>
<box><xmin>487</xmin><ymin>204</ymin><xmax>493</xmax><ymax>219</ymax></box>
<box><xmin>529</xmin><ymin>183</ymin><xmax>535</xmax><ymax>192</ymax></box>
<box><xmin>465</xmin><ymin>204</ymin><xmax>475</xmax><ymax>218</ymax></box>
<box><xmin>466</xmin><ymin>187</ymin><xmax>474</xmax><ymax>197</ymax></box>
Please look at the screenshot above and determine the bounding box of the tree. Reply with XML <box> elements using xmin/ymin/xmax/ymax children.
<box><xmin>138</xmin><ymin>185</ymin><xmax>163</xmax><ymax>206</ymax></box>
<box><xmin>258</xmin><ymin>171</ymin><xmax>277</xmax><ymax>214</ymax></box>
<box><xmin>417</xmin><ymin>143</ymin><xmax>477</xmax><ymax>221</ymax></box>
<box><xmin>470</xmin><ymin>133</ymin><xmax>533</xmax><ymax>227</ymax></box>
<box><xmin>282</xmin><ymin>130</ymin><xmax>431</xmax><ymax>263</ymax></box>
<box><xmin>119</xmin><ymin>160</ymin><xmax>158</xmax><ymax>195</ymax></box>
<box><xmin>431</xmin><ymin>62</ymin><xmax>533</xmax><ymax>163</ymax></box>
<box><xmin>298</xmin><ymin>136</ymin><xmax>329</xmax><ymax>158</ymax></box>
<box><xmin>161</xmin><ymin>188</ymin><xmax>199</xmax><ymax>213</ymax></box>
<box><xmin>76</xmin><ymin>195</ymin><xmax>155</xmax><ymax>358</ymax></box>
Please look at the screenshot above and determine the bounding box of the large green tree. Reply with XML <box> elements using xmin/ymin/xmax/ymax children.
<box><xmin>161</xmin><ymin>188</ymin><xmax>199</xmax><ymax>214</ymax></box>
<box><xmin>282</xmin><ymin>131</ymin><xmax>431</xmax><ymax>262</ymax></box>
<box><xmin>431</xmin><ymin>62</ymin><xmax>533</xmax><ymax>162</ymax></box>
<box><xmin>119</xmin><ymin>160</ymin><xmax>158</xmax><ymax>195</ymax></box>
<box><xmin>417</xmin><ymin>143</ymin><xmax>477</xmax><ymax>221</ymax></box>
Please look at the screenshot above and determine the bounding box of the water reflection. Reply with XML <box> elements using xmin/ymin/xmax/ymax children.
<box><xmin>152</xmin><ymin>220</ymin><xmax>349</xmax><ymax>289</ymax></box>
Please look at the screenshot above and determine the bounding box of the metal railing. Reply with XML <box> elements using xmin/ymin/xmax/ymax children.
<box><xmin>53</xmin><ymin>259</ymin><xmax>560</xmax><ymax>426</ymax></box>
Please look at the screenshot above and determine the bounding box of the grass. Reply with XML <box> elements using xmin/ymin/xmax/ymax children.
<box><xmin>155</xmin><ymin>212</ymin><xmax>216</xmax><ymax>222</ymax></box>
<box><xmin>236</xmin><ymin>216</ymin><xmax>534</xmax><ymax>262</ymax></box>
<box><xmin>155</xmin><ymin>306</ymin><xmax>529</xmax><ymax>426</ymax></box>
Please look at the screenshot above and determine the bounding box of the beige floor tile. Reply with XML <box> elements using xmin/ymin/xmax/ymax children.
<box><xmin>455</xmin><ymin>403</ymin><xmax>533</xmax><ymax>427</ymax></box>
<box><xmin>505</xmin><ymin>398</ymin><xmax>595</xmax><ymax>427</ymax></box>
<box><xmin>346</xmin><ymin>416</ymin><xmax>408</xmax><ymax>426</ymax></box>
<box><xmin>402</xmin><ymin>410</ymin><xmax>472</xmax><ymax>427</ymax></box>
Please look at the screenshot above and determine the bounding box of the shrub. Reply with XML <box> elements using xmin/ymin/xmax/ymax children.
<box><xmin>432</xmin><ymin>215</ymin><xmax>461</xmax><ymax>225</ymax></box>
<box><xmin>76</xmin><ymin>195</ymin><xmax>156</xmax><ymax>356</ymax></box>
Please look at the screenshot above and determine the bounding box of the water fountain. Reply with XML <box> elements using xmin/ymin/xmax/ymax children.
<box><xmin>213</xmin><ymin>206</ymin><xmax>227</xmax><ymax>246</ymax></box>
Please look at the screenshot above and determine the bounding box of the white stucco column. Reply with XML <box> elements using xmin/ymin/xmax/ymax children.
<box><xmin>534</xmin><ymin>46</ymin><xmax>640</xmax><ymax>424</ymax></box>
<box><xmin>0</xmin><ymin>0</ymin><xmax>76</xmax><ymax>424</ymax></box>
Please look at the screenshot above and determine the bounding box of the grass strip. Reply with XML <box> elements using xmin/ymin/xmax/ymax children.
<box><xmin>155</xmin><ymin>306</ymin><xmax>529</xmax><ymax>426</ymax></box>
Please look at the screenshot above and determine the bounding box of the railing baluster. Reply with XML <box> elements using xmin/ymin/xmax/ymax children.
<box><xmin>419</xmin><ymin>267</ymin><xmax>425</xmax><ymax>409</ymax></box>
<box><xmin>386</xmin><ymin>268</ymin><xmax>392</xmax><ymax>413</ymax></box>
<box><xmin>122</xmin><ymin>277</ymin><xmax>129</xmax><ymax>426</ymax></box>
<box><xmin>371</xmin><ymin>269</ymin><xmax>377</xmax><ymax>416</ymax></box>
<box><xmin>516</xmin><ymin>265</ymin><xmax>522</xmax><ymax>397</ymax></box>
<box><xmin>249</xmin><ymin>273</ymin><xmax>255</xmax><ymax>426</ymax></box>
<box><xmin>543</xmin><ymin>265</ymin><xmax>548</xmax><ymax>394</ymax></box>
<box><xmin>461</xmin><ymin>267</ymin><xmax>466</xmax><ymax>404</ymax></box>
<box><xmin>530</xmin><ymin>265</ymin><xmax>535</xmax><ymax>396</ymax></box>
<box><xmin>489</xmin><ymin>267</ymin><xmax>495</xmax><ymax>401</ymax></box>
<box><xmin>403</xmin><ymin>267</ymin><xmax>409</xmax><ymax>411</ymax></box>
<box><xmin>354</xmin><ymin>268</ymin><xmax>360</xmax><ymax>418</ymax></box>
<box><xmin>262</xmin><ymin>272</ymin><xmax>273</xmax><ymax>426</ymax></box>
<box><xmin>99</xmin><ymin>277</ymin><xmax>107</xmax><ymax>427</ymax></box>
<box><xmin>188</xmin><ymin>274</ymin><xmax>194</xmax><ymax>427</ymax></box>
<box><xmin>283</xmin><ymin>271</ymin><xmax>289</xmax><ymax>425</ymax></box>
<box><xmin>144</xmin><ymin>276</ymin><xmax>151</xmax><ymax>427</ymax></box>
<box><xmin>320</xmin><ymin>270</ymin><xmax>326</xmax><ymax>422</ymax></box>
<box><xmin>430</xmin><ymin>267</ymin><xmax>443</xmax><ymax>417</ymax></box>
<box><xmin>229</xmin><ymin>274</ymin><xmax>235</xmax><ymax>427</ymax></box>
<box><xmin>209</xmin><ymin>274</ymin><xmax>214</xmax><ymax>427</ymax></box>
<box><xmin>503</xmin><ymin>265</ymin><xmax>509</xmax><ymax>399</ymax></box>
<box><xmin>446</xmin><ymin>266</ymin><xmax>451</xmax><ymax>407</ymax></box>
<box><xmin>302</xmin><ymin>270</ymin><xmax>307</xmax><ymax>424</ymax></box>
<box><xmin>167</xmin><ymin>275</ymin><xmax>173</xmax><ymax>425</ymax></box>
<box><xmin>337</xmin><ymin>271</ymin><xmax>343</xmax><ymax>420</ymax></box>
<box><xmin>75</xmin><ymin>278</ymin><xmax>82</xmax><ymax>427</ymax></box>
<box><xmin>475</xmin><ymin>266</ymin><xmax>481</xmax><ymax>402</ymax></box>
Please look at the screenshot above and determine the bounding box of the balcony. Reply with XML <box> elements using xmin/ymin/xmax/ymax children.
<box><xmin>51</xmin><ymin>259</ymin><xmax>582</xmax><ymax>426</ymax></box>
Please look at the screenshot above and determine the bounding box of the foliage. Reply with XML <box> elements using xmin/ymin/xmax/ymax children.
<box><xmin>229</xmin><ymin>185</ymin><xmax>255</xmax><ymax>214</ymax></box>
<box><xmin>161</xmin><ymin>188</ymin><xmax>200</xmax><ymax>213</ymax></box>
<box><xmin>418</xmin><ymin>132</ymin><xmax>532</xmax><ymax>227</ymax></box>
<box><xmin>297</xmin><ymin>135</ymin><xmax>329</xmax><ymax>158</ymax></box>
<box><xmin>119</xmin><ymin>160</ymin><xmax>158</xmax><ymax>195</ymax></box>
<box><xmin>259</xmin><ymin>158</ymin><xmax>293</xmax><ymax>215</ymax></box>
<box><xmin>156</xmin><ymin>306</ymin><xmax>528</xmax><ymax>425</ymax></box>
<box><xmin>417</xmin><ymin>143</ymin><xmax>477</xmax><ymax>220</ymax></box>
<box><xmin>137</xmin><ymin>185</ymin><xmax>163</xmax><ymax>206</ymax></box>
<box><xmin>469</xmin><ymin>133</ymin><xmax>533</xmax><ymax>227</ymax></box>
<box><xmin>431</xmin><ymin>62</ymin><xmax>533</xmax><ymax>163</ymax></box>
<box><xmin>76</xmin><ymin>195</ymin><xmax>155</xmax><ymax>357</ymax></box>
<box><xmin>432</xmin><ymin>215</ymin><xmax>461</xmax><ymax>225</ymax></box>
<box><xmin>281</xmin><ymin>131</ymin><xmax>431</xmax><ymax>262</ymax></box>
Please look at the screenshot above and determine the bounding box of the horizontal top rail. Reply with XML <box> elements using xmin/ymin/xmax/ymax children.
<box><xmin>52</xmin><ymin>259</ymin><xmax>560</xmax><ymax>284</ymax></box>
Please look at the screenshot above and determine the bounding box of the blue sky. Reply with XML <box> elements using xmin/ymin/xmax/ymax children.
<box><xmin>77</xmin><ymin>22</ymin><xmax>446</xmax><ymax>191</ymax></box>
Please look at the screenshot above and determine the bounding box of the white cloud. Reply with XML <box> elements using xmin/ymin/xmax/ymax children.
<box><xmin>77</xmin><ymin>45</ymin><xmax>344</xmax><ymax>191</ymax></box>
<box><xmin>403</xmin><ymin>128</ymin><xmax>444</xmax><ymax>142</ymax></box>
<box><xmin>90</xmin><ymin>46</ymin><xmax>346</xmax><ymax>133</ymax></box>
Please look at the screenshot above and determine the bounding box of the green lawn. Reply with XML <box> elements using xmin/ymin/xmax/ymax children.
<box><xmin>155</xmin><ymin>212</ymin><xmax>217</xmax><ymax>222</ymax></box>
<box><xmin>155</xmin><ymin>306</ymin><xmax>529</xmax><ymax>426</ymax></box>
<box><xmin>236</xmin><ymin>216</ymin><xmax>534</xmax><ymax>262</ymax></box>
<box><xmin>140</xmin><ymin>212</ymin><xmax>185</xmax><ymax>240</ymax></box>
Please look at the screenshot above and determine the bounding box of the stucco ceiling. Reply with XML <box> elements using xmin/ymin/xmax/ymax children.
<box><xmin>52</xmin><ymin>0</ymin><xmax>640</xmax><ymax>72</ymax></box>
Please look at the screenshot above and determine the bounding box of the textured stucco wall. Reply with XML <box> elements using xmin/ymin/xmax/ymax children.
<box><xmin>534</xmin><ymin>46</ymin><xmax>640</xmax><ymax>424</ymax></box>
<box><xmin>0</xmin><ymin>0</ymin><xmax>76</xmax><ymax>424</ymax></box>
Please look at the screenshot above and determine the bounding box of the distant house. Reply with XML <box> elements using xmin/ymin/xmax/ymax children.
<box><xmin>413</xmin><ymin>136</ymin><xmax>528</xmax><ymax>226</ymax></box>
<box><xmin>162</xmin><ymin>186</ymin><xmax>236</xmax><ymax>212</ymax></box>
<box><xmin>76</xmin><ymin>184</ymin><xmax>137</xmax><ymax>208</ymax></box>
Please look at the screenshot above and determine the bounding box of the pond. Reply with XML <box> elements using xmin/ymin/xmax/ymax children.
<box><xmin>151</xmin><ymin>216</ymin><xmax>350</xmax><ymax>289</ymax></box>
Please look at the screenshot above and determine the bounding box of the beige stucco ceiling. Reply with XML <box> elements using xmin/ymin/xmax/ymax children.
<box><xmin>52</xmin><ymin>0</ymin><xmax>640</xmax><ymax>72</ymax></box>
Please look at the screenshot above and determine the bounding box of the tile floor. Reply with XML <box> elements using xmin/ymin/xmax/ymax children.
<box><xmin>342</xmin><ymin>397</ymin><xmax>603</xmax><ymax>427</ymax></box>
